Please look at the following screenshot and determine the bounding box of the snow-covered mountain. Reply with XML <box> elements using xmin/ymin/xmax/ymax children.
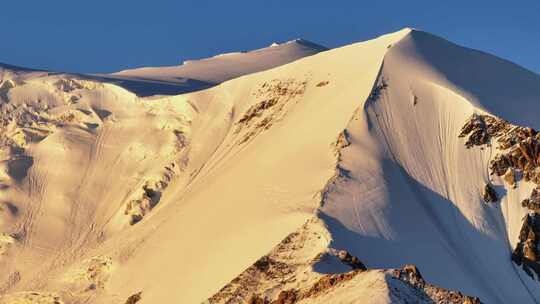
<box><xmin>0</xmin><ymin>39</ymin><xmax>326</xmax><ymax>98</ymax></box>
<box><xmin>0</xmin><ymin>28</ymin><xmax>539</xmax><ymax>304</ymax></box>
<box><xmin>100</xmin><ymin>39</ymin><xmax>327</xmax><ymax>97</ymax></box>
<box><xmin>112</xmin><ymin>39</ymin><xmax>328</xmax><ymax>84</ymax></box>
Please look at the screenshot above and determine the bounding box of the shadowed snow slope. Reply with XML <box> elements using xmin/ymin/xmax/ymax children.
<box><xmin>0</xmin><ymin>28</ymin><xmax>539</xmax><ymax>304</ymax></box>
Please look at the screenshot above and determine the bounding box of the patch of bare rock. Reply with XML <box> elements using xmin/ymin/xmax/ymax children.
<box><xmin>234</xmin><ymin>79</ymin><xmax>307</xmax><ymax>144</ymax></box>
<box><xmin>460</xmin><ymin>113</ymin><xmax>540</xmax><ymax>279</ymax></box>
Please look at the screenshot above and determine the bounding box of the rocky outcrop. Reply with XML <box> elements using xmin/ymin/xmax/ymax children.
<box><xmin>0</xmin><ymin>80</ymin><xmax>15</xmax><ymax>102</ymax></box>
<box><xmin>123</xmin><ymin>159</ymin><xmax>182</xmax><ymax>226</ymax></box>
<box><xmin>207</xmin><ymin>219</ymin><xmax>330</xmax><ymax>304</ymax></box>
<box><xmin>503</xmin><ymin>168</ymin><xmax>517</xmax><ymax>188</ymax></box>
<box><xmin>458</xmin><ymin>114</ymin><xmax>510</xmax><ymax>148</ymax></box>
<box><xmin>54</xmin><ymin>79</ymin><xmax>84</xmax><ymax>93</ymax></box>
<box><xmin>460</xmin><ymin>113</ymin><xmax>540</xmax><ymax>280</ymax></box>
<box><xmin>367</xmin><ymin>78</ymin><xmax>388</xmax><ymax>103</ymax></box>
<box><xmin>235</xmin><ymin>79</ymin><xmax>307</xmax><ymax>144</ymax></box>
<box><xmin>0</xmin><ymin>233</ymin><xmax>15</xmax><ymax>257</ymax></box>
<box><xmin>0</xmin><ymin>292</ymin><xmax>64</xmax><ymax>304</ymax></box>
<box><xmin>208</xmin><ymin>218</ymin><xmax>481</xmax><ymax>304</ymax></box>
<box><xmin>393</xmin><ymin>264</ymin><xmax>425</xmax><ymax>288</ymax></box>
<box><xmin>247</xmin><ymin>270</ymin><xmax>364</xmax><ymax>304</ymax></box>
<box><xmin>333</xmin><ymin>130</ymin><xmax>351</xmax><ymax>157</ymax></box>
<box><xmin>512</xmin><ymin>213</ymin><xmax>540</xmax><ymax>278</ymax></box>
<box><xmin>124</xmin><ymin>292</ymin><xmax>142</xmax><ymax>304</ymax></box>
<box><xmin>315</xmin><ymin>81</ymin><xmax>329</xmax><ymax>87</ymax></box>
<box><xmin>521</xmin><ymin>188</ymin><xmax>540</xmax><ymax>212</ymax></box>
<box><xmin>392</xmin><ymin>265</ymin><xmax>481</xmax><ymax>304</ymax></box>
<box><xmin>244</xmin><ymin>264</ymin><xmax>481</xmax><ymax>304</ymax></box>
<box><xmin>464</xmin><ymin>114</ymin><xmax>540</xmax><ymax>188</ymax></box>
<box><xmin>124</xmin><ymin>184</ymin><xmax>162</xmax><ymax>225</ymax></box>
<box><xmin>335</xmin><ymin>250</ymin><xmax>366</xmax><ymax>271</ymax></box>
<box><xmin>482</xmin><ymin>184</ymin><xmax>498</xmax><ymax>203</ymax></box>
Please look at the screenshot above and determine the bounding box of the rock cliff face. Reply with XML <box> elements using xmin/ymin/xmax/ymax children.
<box><xmin>512</xmin><ymin>213</ymin><xmax>540</xmax><ymax>278</ymax></box>
<box><xmin>460</xmin><ymin>113</ymin><xmax>540</xmax><ymax>279</ymax></box>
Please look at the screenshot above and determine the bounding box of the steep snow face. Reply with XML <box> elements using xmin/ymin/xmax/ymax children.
<box><xmin>112</xmin><ymin>39</ymin><xmax>328</xmax><ymax>84</ymax></box>
<box><xmin>320</xmin><ymin>30</ymin><xmax>540</xmax><ymax>304</ymax></box>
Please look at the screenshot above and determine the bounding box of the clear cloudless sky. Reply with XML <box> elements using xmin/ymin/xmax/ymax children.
<box><xmin>1</xmin><ymin>1</ymin><xmax>540</xmax><ymax>74</ymax></box>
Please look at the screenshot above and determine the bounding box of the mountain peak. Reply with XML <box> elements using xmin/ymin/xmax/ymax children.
<box><xmin>269</xmin><ymin>38</ymin><xmax>326</xmax><ymax>48</ymax></box>
<box><xmin>113</xmin><ymin>38</ymin><xmax>327</xmax><ymax>85</ymax></box>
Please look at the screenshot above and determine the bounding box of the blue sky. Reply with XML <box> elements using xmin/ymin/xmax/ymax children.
<box><xmin>1</xmin><ymin>1</ymin><xmax>540</xmax><ymax>74</ymax></box>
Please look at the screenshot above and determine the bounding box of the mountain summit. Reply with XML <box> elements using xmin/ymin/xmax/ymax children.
<box><xmin>0</xmin><ymin>28</ymin><xmax>539</xmax><ymax>303</ymax></box>
<box><xmin>112</xmin><ymin>38</ymin><xmax>328</xmax><ymax>84</ymax></box>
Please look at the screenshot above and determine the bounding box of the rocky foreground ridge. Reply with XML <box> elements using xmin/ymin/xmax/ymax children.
<box><xmin>207</xmin><ymin>219</ymin><xmax>481</xmax><ymax>304</ymax></box>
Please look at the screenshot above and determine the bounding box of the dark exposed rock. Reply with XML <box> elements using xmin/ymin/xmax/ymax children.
<box><xmin>0</xmin><ymin>79</ymin><xmax>15</xmax><ymax>102</ymax></box>
<box><xmin>248</xmin><ymin>271</ymin><xmax>363</xmax><ymax>304</ymax></box>
<box><xmin>459</xmin><ymin>114</ymin><xmax>511</xmax><ymax>148</ymax></box>
<box><xmin>459</xmin><ymin>114</ymin><xmax>489</xmax><ymax>148</ymax></box>
<box><xmin>253</xmin><ymin>256</ymin><xmax>272</xmax><ymax>272</ymax></box>
<box><xmin>125</xmin><ymin>181</ymin><xmax>168</xmax><ymax>225</ymax></box>
<box><xmin>393</xmin><ymin>264</ymin><xmax>425</xmax><ymax>288</ymax></box>
<box><xmin>301</xmin><ymin>271</ymin><xmax>361</xmax><ymax>299</ymax></box>
<box><xmin>125</xmin><ymin>292</ymin><xmax>142</xmax><ymax>304</ymax></box>
<box><xmin>315</xmin><ymin>81</ymin><xmax>329</xmax><ymax>87</ymax></box>
<box><xmin>482</xmin><ymin>184</ymin><xmax>498</xmax><ymax>203</ymax></box>
<box><xmin>238</xmin><ymin>98</ymin><xmax>279</xmax><ymax>125</ymax></box>
<box><xmin>334</xmin><ymin>130</ymin><xmax>351</xmax><ymax>151</ymax></box>
<box><xmin>460</xmin><ymin>114</ymin><xmax>540</xmax><ymax>280</ymax></box>
<box><xmin>487</xmin><ymin>125</ymin><xmax>540</xmax><ymax>186</ymax></box>
<box><xmin>55</xmin><ymin>78</ymin><xmax>84</xmax><ymax>92</ymax></box>
<box><xmin>236</xmin><ymin>79</ymin><xmax>306</xmax><ymax>144</ymax></box>
<box><xmin>248</xmin><ymin>295</ymin><xmax>267</xmax><ymax>304</ymax></box>
<box><xmin>274</xmin><ymin>289</ymin><xmax>298</xmax><ymax>304</ymax></box>
<box><xmin>367</xmin><ymin>78</ymin><xmax>388</xmax><ymax>103</ymax></box>
<box><xmin>522</xmin><ymin>188</ymin><xmax>540</xmax><ymax>212</ymax></box>
<box><xmin>503</xmin><ymin>168</ymin><xmax>516</xmax><ymax>188</ymax></box>
<box><xmin>463</xmin><ymin>296</ymin><xmax>482</xmax><ymax>304</ymax></box>
<box><xmin>512</xmin><ymin>213</ymin><xmax>540</xmax><ymax>278</ymax></box>
<box><xmin>336</xmin><ymin>250</ymin><xmax>367</xmax><ymax>270</ymax></box>
<box><xmin>490</xmin><ymin>154</ymin><xmax>512</xmax><ymax>177</ymax></box>
<box><xmin>393</xmin><ymin>264</ymin><xmax>482</xmax><ymax>304</ymax></box>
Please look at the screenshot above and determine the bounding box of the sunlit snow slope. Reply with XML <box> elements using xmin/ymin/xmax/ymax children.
<box><xmin>0</xmin><ymin>28</ymin><xmax>539</xmax><ymax>304</ymax></box>
<box><xmin>110</xmin><ymin>39</ymin><xmax>327</xmax><ymax>93</ymax></box>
